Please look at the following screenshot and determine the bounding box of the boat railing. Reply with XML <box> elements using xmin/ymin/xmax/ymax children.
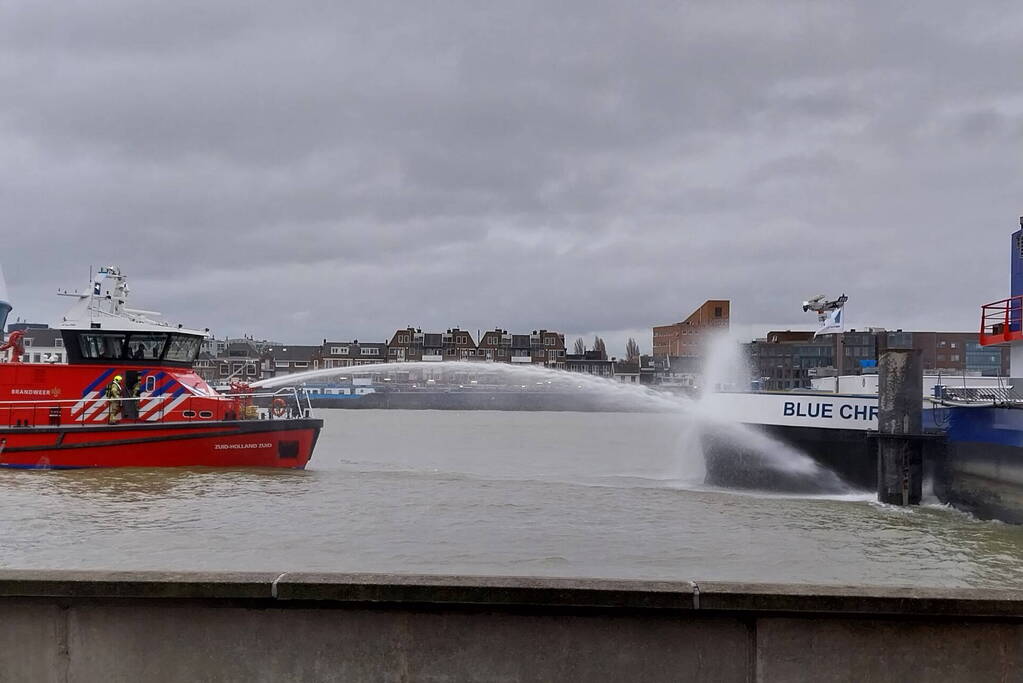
<box><xmin>980</xmin><ymin>295</ymin><xmax>1023</xmax><ymax>346</ymax></box>
<box><xmin>0</xmin><ymin>387</ymin><xmax>312</xmax><ymax>428</ymax></box>
<box><xmin>934</xmin><ymin>384</ymin><xmax>1023</xmax><ymax>406</ymax></box>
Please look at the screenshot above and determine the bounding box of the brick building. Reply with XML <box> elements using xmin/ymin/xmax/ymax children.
<box><xmin>386</xmin><ymin>328</ymin><xmax>477</xmax><ymax>362</ymax></box>
<box><xmin>748</xmin><ymin>332</ymin><xmax>834</xmax><ymax>391</ymax></box>
<box><xmin>750</xmin><ymin>329</ymin><xmax>1010</xmax><ymax>391</ymax></box>
<box><xmin>320</xmin><ymin>340</ymin><xmax>389</xmax><ymax>367</ymax></box>
<box><xmin>476</xmin><ymin>329</ymin><xmax>513</xmax><ymax>362</ymax></box>
<box><xmin>495</xmin><ymin>330</ymin><xmax>565</xmax><ymax>366</ymax></box>
<box><xmin>205</xmin><ymin>339</ymin><xmax>263</xmax><ymax>385</ymax></box>
<box><xmin>532</xmin><ymin>330</ymin><xmax>566</xmax><ymax>366</ymax></box>
<box><xmin>652</xmin><ymin>300</ymin><xmax>730</xmax><ymax>359</ymax></box>
<box><xmin>565</xmin><ymin>351</ymin><xmax>614</xmax><ymax>377</ymax></box>
<box><xmin>262</xmin><ymin>344</ymin><xmax>319</xmax><ymax>378</ymax></box>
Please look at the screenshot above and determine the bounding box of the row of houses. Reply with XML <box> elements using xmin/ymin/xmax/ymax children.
<box><xmin>197</xmin><ymin>327</ymin><xmax>574</xmax><ymax>384</ymax></box>
<box><xmin>0</xmin><ymin>322</ymin><xmax>656</xmax><ymax>387</ymax></box>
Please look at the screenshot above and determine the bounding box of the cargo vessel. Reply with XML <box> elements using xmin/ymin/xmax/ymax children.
<box><xmin>0</xmin><ymin>267</ymin><xmax>321</xmax><ymax>469</ymax></box>
<box><xmin>701</xmin><ymin>216</ymin><xmax>1023</xmax><ymax>521</ymax></box>
<box><xmin>936</xmin><ymin>218</ymin><xmax>1023</xmax><ymax>520</ymax></box>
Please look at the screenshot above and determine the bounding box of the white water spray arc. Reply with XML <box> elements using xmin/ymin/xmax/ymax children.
<box><xmin>251</xmin><ymin>350</ymin><xmax>850</xmax><ymax>494</ymax></box>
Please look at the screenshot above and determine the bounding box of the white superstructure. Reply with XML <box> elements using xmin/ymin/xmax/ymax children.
<box><xmin>57</xmin><ymin>266</ymin><xmax>208</xmax><ymax>337</ymax></box>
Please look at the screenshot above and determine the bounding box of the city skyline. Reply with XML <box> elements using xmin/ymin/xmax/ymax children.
<box><xmin>1</xmin><ymin>285</ymin><xmax>990</xmax><ymax>361</ymax></box>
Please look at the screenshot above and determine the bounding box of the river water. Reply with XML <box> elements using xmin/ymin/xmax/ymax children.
<box><xmin>2</xmin><ymin>410</ymin><xmax>1023</xmax><ymax>588</ymax></box>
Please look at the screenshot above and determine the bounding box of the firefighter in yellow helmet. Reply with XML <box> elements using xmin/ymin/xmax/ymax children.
<box><xmin>106</xmin><ymin>375</ymin><xmax>124</xmax><ymax>424</ymax></box>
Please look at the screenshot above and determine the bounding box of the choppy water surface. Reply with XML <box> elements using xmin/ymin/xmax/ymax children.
<box><xmin>2</xmin><ymin>410</ymin><xmax>1023</xmax><ymax>588</ymax></box>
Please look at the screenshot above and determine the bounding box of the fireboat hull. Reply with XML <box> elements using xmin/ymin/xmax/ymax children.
<box><xmin>0</xmin><ymin>418</ymin><xmax>322</xmax><ymax>469</ymax></box>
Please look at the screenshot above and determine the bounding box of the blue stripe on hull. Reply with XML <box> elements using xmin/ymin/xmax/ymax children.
<box><xmin>82</xmin><ymin>369</ymin><xmax>116</xmax><ymax>396</ymax></box>
<box><xmin>946</xmin><ymin>407</ymin><xmax>1023</xmax><ymax>449</ymax></box>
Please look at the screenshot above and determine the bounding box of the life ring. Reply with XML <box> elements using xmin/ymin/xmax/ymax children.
<box><xmin>271</xmin><ymin>398</ymin><xmax>288</xmax><ymax>418</ymax></box>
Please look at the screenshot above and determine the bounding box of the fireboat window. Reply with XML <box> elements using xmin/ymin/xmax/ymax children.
<box><xmin>78</xmin><ymin>333</ymin><xmax>126</xmax><ymax>360</ymax></box>
<box><xmin>126</xmin><ymin>333</ymin><xmax>168</xmax><ymax>360</ymax></box>
<box><xmin>165</xmin><ymin>334</ymin><xmax>201</xmax><ymax>363</ymax></box>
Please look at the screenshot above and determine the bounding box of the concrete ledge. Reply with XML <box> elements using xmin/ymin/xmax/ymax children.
<box><xmin>0</xmin><ymin>570</ymin><xmax>282</xmax><ymax>600</ymax></box>
<box><xmin>1</xmin><ymin>571</ymin><xmax>1022</xmax><ymax>681</ymax></box>
<box><xmin>275</xmin><ymin>573</ymin><xmax>699</xmax><ymax>610</ymax></box>
<box><xmin>0</xmin><ymin>570</ymin><xmax>1020</xmax><ymax>617</ymax></box>
<box><xmin>695</xmin><ymin>580</ymin><xmax>1023</xmax><ymax>618</ymax></box>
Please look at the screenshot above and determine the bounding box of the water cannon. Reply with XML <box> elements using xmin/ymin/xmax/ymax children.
<box><xmin>802</xmin><ymin>295</ymin><xmax>825</xmax><ymax>313</ymax></box>
<box><xmin>802</xmin><ymin>294</ymin><xmax>848</xmax><ymax>315</ymax></box>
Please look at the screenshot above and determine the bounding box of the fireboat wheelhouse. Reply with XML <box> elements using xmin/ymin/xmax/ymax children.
<box><xmin>0</xmin><ymin>266</ymin><xmax>321</xmax><ymax>469</ymax></box>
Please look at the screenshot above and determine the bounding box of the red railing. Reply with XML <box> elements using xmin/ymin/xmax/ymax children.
<box><xmin>980</xmin><ymin>296</ymin><xmax>1023</xmax><ymax>346</ymax></box>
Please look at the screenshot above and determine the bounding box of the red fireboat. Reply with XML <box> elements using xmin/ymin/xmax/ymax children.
<box><xmin>0</xmin><ymin>266</ymin><xmax>322</xmax><ymax>469</ymax></box>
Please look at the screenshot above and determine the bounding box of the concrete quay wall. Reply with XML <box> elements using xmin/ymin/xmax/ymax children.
<box><xmin>1</xmin><ymin>570</ymin><xmax>1022</xmax><ymax>682</ymax></box>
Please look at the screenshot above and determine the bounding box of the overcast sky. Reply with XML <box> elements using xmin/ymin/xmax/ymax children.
<box><xmin>2</xmin><ymin>1</ymin><xmax>1021</xmax><ymax>356</ymax></box>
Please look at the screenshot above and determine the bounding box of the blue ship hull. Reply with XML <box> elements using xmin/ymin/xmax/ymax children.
<box><xmin>939</xmin><ymin>406</ymin><xmax>1023</xmax><ymax>522</ymax></box>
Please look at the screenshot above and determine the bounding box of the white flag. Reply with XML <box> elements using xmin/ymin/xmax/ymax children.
<box><xmin>814</xmin><ymin>307</ymin><xmax>844</xmax><ymax>337</ymax></box>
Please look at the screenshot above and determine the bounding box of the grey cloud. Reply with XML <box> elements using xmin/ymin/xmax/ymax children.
<box><xmin>1</xmin><ymin>0</ymin><xmax>1022</xmax><ymax>345</ymax></box>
